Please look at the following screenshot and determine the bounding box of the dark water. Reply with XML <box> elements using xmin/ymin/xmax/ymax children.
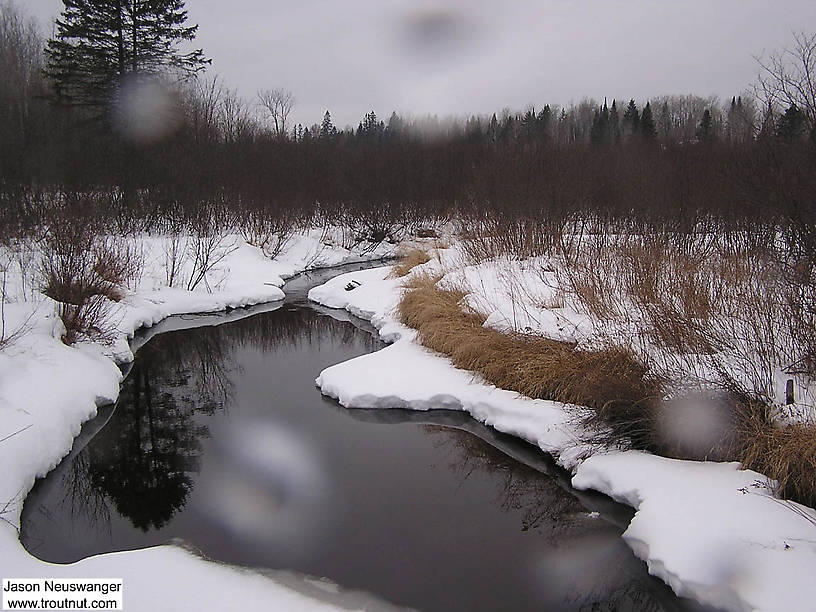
<box><xmin>21</xmin><ymin>264</ymin><xmax>706</xmax><ymax>611</ymax></box>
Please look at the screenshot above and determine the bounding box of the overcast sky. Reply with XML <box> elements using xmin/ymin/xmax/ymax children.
<box><xmin>28</xmin><ymin>0</ymin><xmax>816</xmax><ymax>129</ymax></box>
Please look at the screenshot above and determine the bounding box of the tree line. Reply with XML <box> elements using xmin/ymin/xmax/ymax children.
<box><xmin>1</xmin><ymin>1</ymin><xmax>815</xmax><ymax>256</ymax></box>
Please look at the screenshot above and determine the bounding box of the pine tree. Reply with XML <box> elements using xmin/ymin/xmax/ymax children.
<box><xmin>486</xmin><ymin>113</ymin><xmax>498</xmax><ymax>143</ymax></box>
<box><xmin>609</xmin><ymin>99</ymin><xmax>621</xmax><ymax>143</ymax></box>
<box><xmin>591</xmin><ymin>99</ymin><xmax>611</xmax><ymax>145</ymax></box>
<box><xmin>697</xmin><ymin>109</ymin><xmax>715</xmax><ymax>141</ymax></box>
<box><xmin>386</xmin><ymin>111</ymin><xmax>404</xmax><ymax>140</ymax></box>
<box><xmin>775</xmin><ymin>104</ymin><xmax>807</xmax><ymax>140</ymax></box>
<box><xmin>45</xmin><ymin>0</ymin><xmax>208</xmax><ymax>108</ymax></box>
<box><xmin>623</xmin><ymin>99</ymin><xmax>640</xmax><ymax>136</ymax></box>
<box><xmin>726</xmin><ymin>97</ymin><xmax>737</xmax><ymax>141</ymax></box>
<box><xmin>536</xmin><ymin>105</ymin><xmax>552</xmax><ymax>139</ymax></box>
<box><xmin>640</xmin><ymin>102</ymin><xmax>657</xmax><ymax>139</ymax></box>
<box><xmin>319</xmin><ymin>110</ymin><xmax>335</xmax><ymax>138</ymax></box>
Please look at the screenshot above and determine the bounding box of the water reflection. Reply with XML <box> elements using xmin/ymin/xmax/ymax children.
<box><xmin>83</xmin><ymin>357</ymin><xmax>205</xmax><ymax>531</ymax></box>
<box><xmin>425</xmin><ymin>425</ymin><xmax>584</xmax><ymax>536</ymax></box>
<box><xmin>426</xmin><ymin>427</ymin><xmax>666</xmax><ymax>611</ymax></box>
<box><xmin>24</xmin><ymin>307</ymin><xmax>381</xmax><ymax>548</ymax></box>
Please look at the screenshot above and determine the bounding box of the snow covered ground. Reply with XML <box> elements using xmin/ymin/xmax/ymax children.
<box><xmin>309</xmin><ymin>249</ymin><xmax>816</xmax><ymax>612</ymax></box>
<box><xmin>0</xmin><ymin>230</ymin><xmax>399</xmax><ymax>611</ymax></box>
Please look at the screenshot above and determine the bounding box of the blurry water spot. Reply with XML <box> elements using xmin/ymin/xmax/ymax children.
<box><xmin>656</xmin><ymin>391</ymin><xmax>735</xmax><ymax>460</ymax></box>
<box><xmin>397</xmin><ymin>7</ymin><xmax>479</xmax><ymax>65</ymax></box>
<box><xmin>196</xmin><ymin>420</ymin><xmax>333</xmax><ymax>558</ymax></box>
<box><xmin>533</xmin><ymin>532</ymin><xmax>628</xmax><ymax>607</ymax></box>
<box><xmin>111</xmin><ymin>75</ymin><xmax>181</xmax><ymax>144</ymax></box>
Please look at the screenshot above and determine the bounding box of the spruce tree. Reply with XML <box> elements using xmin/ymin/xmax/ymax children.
<box><xmin>640</xmin><ymin>102</ymin><xmax>657</xmax><ymax>139</ymax></box>
<box><xmin>486</xmin><ymin>113</ymin><xmax>499</xmax><ymax>143</ymax></box>
<box><xmin>536</xmin><ymin>105</ymin><xmax>552</xmax><ymax>139</ymax></box>
<box><xmin>609</xmin><ymin>100</ymin><xmax>621</xmax><ymax>142</ymax></box>
<box><xmin>45</xmin><ymin>0</ymin><xmax>209</xmax><ymax>108</ymax></box>
<box><xmin>775</xmin><ymin>104</ymin><xmax>806</xmax><ymax>140</ymax></box>
<box><xmin>697</xmin><ymin>109</ymin><xmax>715</xmax><ymax>141</ymax></box>
<box><xmin>319</xmin><ymin>110</ymin><xmax>335</xmax><ymax>138</ymax></box>
<box><xmin>623</xmin><ymin>99</ymin><xmax>640</xmax><ymax>136</ymax></box>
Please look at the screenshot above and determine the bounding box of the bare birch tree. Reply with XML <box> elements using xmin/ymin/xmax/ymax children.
<box><xmin>257</xmin><ymin>88</ymin><xmax>294</xmax><ymax>139</ymax></box>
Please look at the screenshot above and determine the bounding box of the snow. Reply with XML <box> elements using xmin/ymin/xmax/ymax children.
<box><xmin>308</xmin><ymin>251</ymin><xmax>816</xmax><ymax>612</ymax></box>
<box><xmin>0</xmin><ymin>230</ymin><xmax>397</xmax><ymax>611</ymax></box>
<box><xmin>573</xmin><ymin>452</ymin><xmax>816</xmax><ymax>612</ymax></box>
<box><xmin>5</xmin><ymin>229</ymin><xmax>816</xmax><ymax>612</ymax></box>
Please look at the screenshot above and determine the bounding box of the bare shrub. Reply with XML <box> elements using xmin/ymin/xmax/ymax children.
<box><xmin>239</xmin><ymin>210</ymin><xmax>296</xmax><ymax>259</ymax></box>
<box><xmin>38</xmin><ymin>222</ymin><xmax>142</xmax><ymax>344</ymax></box>
<box><xmin>0</xmin><ymin>254</ymin><xmax>32</xmax><ymax>351</ymax></box>
<box><xmin>186</xmin><ymin>213</ymin><xmax>238</xmax><ymax>292</ymax></box>
<box><xmin>461</xmin><ymin>215</ymin><xmax>563</xmax><ymax>264</ymax></box>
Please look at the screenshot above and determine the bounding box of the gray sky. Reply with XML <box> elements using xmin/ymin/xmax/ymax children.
<box><xmin>28</xmin><ymin>0</ymin><xmax>816</xmax><ymax>129</ymax></box>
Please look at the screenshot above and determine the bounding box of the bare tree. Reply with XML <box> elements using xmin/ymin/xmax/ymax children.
<box><xmin>181</xmin><ymin>75</ymin><xmax>224</xmax><ymax>144</ymax></box>
<box><xmin>219</xmin><ymin>87</ymin><xmax>255</xmax><ymax>143</ymax></box>
<box><xmin>257</xmin><ymin>88</ymin><xmax>295</xmax><ymax>138</ymax></box>
<box><xmin>0</xmin><ymin>1</ymin><xmax>46</xmax><ymax>164</ymax></box>
<box><xmin>755</xmin><ymin>31</ymin><xmax>816</xmax><ymax>133</ymax></box>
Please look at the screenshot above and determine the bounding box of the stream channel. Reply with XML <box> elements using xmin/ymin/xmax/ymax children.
<box><xmin>21</xmin><ymin>262</ymin><xmax>709</xmax><ymax>611</ymax></box>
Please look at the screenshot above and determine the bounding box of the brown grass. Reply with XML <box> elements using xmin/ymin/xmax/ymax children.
<box><xmin>389</xmin><ymin>248</ymin><xmax>431</xmax><ymax>278</ymax></box>
<box><xmin>735</xmin><ymin>403</ymin><xmax>816</xmax><ymax>507</ymax></box>
<box><xmin>399</xmin><ymin>272</ymin><xmax>816</xmax><ymax>507</ymax></box>
<box><xmin>397</xmin><ymin>273</ymin><xmax>663</xmax><ymax>450</ymax></box>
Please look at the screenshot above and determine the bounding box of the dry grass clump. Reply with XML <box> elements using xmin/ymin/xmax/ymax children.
<box><xmin>735</xmin><ymin>403</ymin><xmax>816</xmax><ymax>507</ymax></box>
<box><xmin>397</xmin><ymin>273</ymin><xmax>662</xmax><ymax>450</ymax></box>
<box><xmin>389</xmin><ymin>248</ymin><xmax>431</xmax><ymax>278</ymax></box>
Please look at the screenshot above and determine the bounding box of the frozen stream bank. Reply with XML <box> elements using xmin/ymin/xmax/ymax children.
<box><xmin>21</xmin><ymin>264</ymin><xmax>703</xmax><ymax>611</ymax></box>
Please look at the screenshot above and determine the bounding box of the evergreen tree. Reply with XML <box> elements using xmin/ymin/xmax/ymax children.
<box><xmin>499</xmin><ymin>113</ymin><xmax>516</xmax><ymax>142</ymax></box>
<box><xmin>697</xmin><ymin>109</ymin><xmax>715</xmax><ymax>141</ymax></box>
<box><xmin>45</xmin><ymin>0</ymin><xmax>209</xmax><ymax>108</ymax></box>
<box><xmin>464</xmin><ymin>115</ymin><xmax>483</xmax><ymax>142</ymax></box>
<box><xmin>590</xmin><ymin>99</ymin><xmax>611</xmax><ymax>145</ymax></box>
<box><xmin>726</xmin><ymin>97</ymin><xmax>737</xmax><ymax>141</ymax></box>
<box><xmin>775</xmin><ymin>104</ymin><xmax>807</xmax><ymax>140</ymax></box>
<box><xmin>640</xmin><ymin>102</ymin><xmax>657</xmax><ymax>139</ymax></box>
<box><xmin>623</xmin><ymin>99</ymin><xmax>640</xmax><ymax>136</ymax></box>
<box><xmin>486</xmin><ymin>113</ymin><xmax>498</xmax><ymax>143</ymax></box>
<box><xmin>536</xmin><ymin>105</ymin><xmax>552</xmax><ymax>139</ymax></box>
<box><xmin>520</xmin><ymin>108</ymin><xmax>537</xmax><ymax>140</ymax></box>
<box><xmin>609</xmin><ymin>99</ymin><xmax>621</xmax><ymax>142</ymax></box>
<box><xmin>319</xmin><ymin>110</ymin><xmax>335</xmax><ymax>138</ymax></box>
<box><xmin>386</xmin><ymin>111</ymin><xmax>404</xmax><ymax>140</ymax></box>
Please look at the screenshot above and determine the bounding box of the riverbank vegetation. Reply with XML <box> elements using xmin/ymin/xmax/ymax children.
<box><xmin>2</xmin><ymin>2</ymin><xmax>816</xmax><ymax>503</ymax></box>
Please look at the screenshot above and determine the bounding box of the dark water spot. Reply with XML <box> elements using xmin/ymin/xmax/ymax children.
<box><xmin>21</xmin><ymin>265</ymin><xmax>709</xmax><ymax>611</ymax></box>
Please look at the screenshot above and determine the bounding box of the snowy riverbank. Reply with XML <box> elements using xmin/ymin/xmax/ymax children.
<box><xmin>309</xmin><ymin>250</ymin><xmax>816</xmax><ymax>612</ymax></box>
<box><xmin>0</xmin><ymin>231</ymin><xmax>399</xmax><ymax>611</ymax></box>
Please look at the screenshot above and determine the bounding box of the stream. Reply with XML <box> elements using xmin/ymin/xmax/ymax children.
<box><xmin>21</xmin><ymin>263</ymin><xmax>708</xmax><ymax>611</ymax></box>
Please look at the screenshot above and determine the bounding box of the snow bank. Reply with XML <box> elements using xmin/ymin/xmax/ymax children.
<box><xmin>573</xmin><ymin>451</ymin><xmax>816</xmax><ymax>612</ymax></box>
<box><xmin>0</xmin><ymin>231</ymin><xmax>396</xmax><ymax>611</ymax></box>
<box><xmin>309</xmin><ymin>254</ymin><xmax>816</xmax><ymax>612</ymax></box>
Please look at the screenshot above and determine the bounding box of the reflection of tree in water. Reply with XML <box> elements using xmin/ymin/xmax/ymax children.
<box><xmin>425</xmin><ymin>426</ymin><xmax>681</xmax><ymax>612</ymax></box>
<box><xmin>81</xmin><ymin>353</ymin><xmax>207</xmax><ymax>531</ymax></box>
<box><xmin>68</xmin><ymin>306</ymin><xmax>380</xmax><ymax>532</ymax></box>
<box><xmin>224</xmin><ymin>306</ymin><xmax>382</xmax><ymax>356</ymax></box>
<box><xmin>425</xmin><ymin>425</ymin><xmax>584</xmax><ymax>538</ymax></box>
